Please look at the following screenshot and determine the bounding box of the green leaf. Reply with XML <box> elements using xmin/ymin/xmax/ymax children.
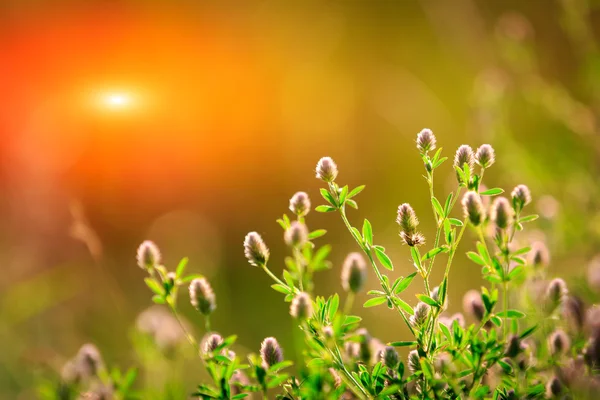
<box><xmin>410</xmin><ymin>247</ymin><xmax>422</xmax><ymax>272</ymax></box>
<box><xmin>512</xmin><ymin>246</ymin><xmax>531</xmax><ymax>256</ymax></box>
<box><xmin>467</xmin><ymin>251</ymin><xmax>486</xmax><ymax>266</ymax></box>
<box><xmin>421</xmin><ymin>246</ymin><xmax>447</xmax><ymax>261</ymax></box>
<box><xmin>519</xmin><ymin>325</ymin><xmax>537</xmax><ymax>339</ymax></box>
<box><xmin>374</xmin><ymin>247</ymin><xmax>393</xmax><ymax>271</ymax></box>
<box><xmin>454</xmin><ymin>165</ymin><xmax>466</xmax><ymax>184</ymax></box>
<box><xmin>348</xmin><ymin>185</ymin><xmax>366</xmax><ymax>198</ymax></box>
<box><xmin>180</xmin><ymin>274</ymin><xmax>202</xmax><ymax>283</ymax></box>
<box><xmin>433</xmin><ymin>156</ymin><xmax>448</xmax><ymax>169</ymax></box>
<box><xmin>363</xmin><ymin>296</ymin><xmax>387</xmax><ymax>308</ymax></box>
<box><xmin>176</xmin><ymin>257</ymin><xmax>189</xmax><ymax>278</ymax></box>
<box><xmin>144</xmin><ymin>278</ymin><xmax>164</xmax><ymax>295</ymax></box>
<box><xmin>476</xmin><ymin>241</ymin><xmax>491</xmax><ymax>264</ymax></box>
<box><xmin>438</xmin><ymin>322</ymin><xmax>452</xmax><ymax>341</ymax></box>
<box><xmin>389</xmin><ymin>341</ymin><xmax>417</xmax><ymax>347</ymax></box>
<box><xmin>320</xmin><ymin>188</ymin><xmax>337</xmax><ymax>206</ymax></box>
<box><xmin>315</xmin><ymin>205</ymin><xmax>336</xmax><ymax>213</ymax></box>
<box><xmin>480</xmin><ymin>188</ymin><xmax>504</xmax><ymax>196</ymax></box>
<box><xmin>416</xmin><ymin>294</ymin><xmax>439</xmax><ymax>307</ymax></box>
<box><xmin>328</xmin><ymin>294</ymin><xmax>339</xmax><ymax>321</ymax></box>
<box><xmin>308</xmin><ymin>229</ymin><xmax>327</xmax><ymax>240</ymax></box>
<box><xmin>497</xmin><ymin>310</ymin><xmax>526</xmax><ymax>319</ymax></box>
<box><xmin>346</xmin><ymin>199</ymin><xmax>358</xmax><ymax>209</ymax></box>
<box><xmin>283</xmin><ymin>270</ymin><xmax>295</xmax><ymax>288</ymax></box>
<box><xmin>339</xmin><ymin>185</ymin><xmax>349</xmax><ymax>204</ymax></box>
<box><xmin>271</xmin><ymin>284</ymin><xmax>290</xmax><ymax>294</ymax></box>
<box><xmin>444</xmin><ymin>192</ymin><xmax>453</xmax><ymax>216</ymax></box>
<box><xmin>394</xmin><ymin>272</ymin><xmax>417</xmax><ymax>294</ymax></box>
<box><xmin>448</xmin><ymin>218</ymin><xmax>463</xmax><ymax>227</ymax></box>
<box><xmin>431</xmin><ymin>197</ymin><xmax>444</xmax><ymax>218</ymax></box>
<box><xmin>362</xmin><ymin>219</ymin><xmax>373</xmax><ymax>245</ymax></box>
<box><xmin>391</xmin><ymin>297</ymin><xmax>414</xmax><ymax>315</ymax></box>
<box><xmin>519</xmin><ymin>214</ymin><xmax>539</xmax><ymax>223</ymax></box>
<box><xmin>152</xmin><ymin>295</ymin><xmax>165</xmax><ymax>304</ymax></box>
<box><xmin>343</xmin><ymin>315</ymin><xmax>362</xmax><ymax>326</ymax></box>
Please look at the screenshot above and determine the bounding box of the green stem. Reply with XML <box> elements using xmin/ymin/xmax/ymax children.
<box><xmin>344</xmin><ymin>292</ymin><xmax>355</xmax><ymax>315</ymax></box>
<box><xmin>331</xmin><ymin>344</ymin><xmax>369</xmax><ymax>399</ymax></box>
<box><xmin>293</xmin><ymin>248</ymin><xmax>304</xmax><ymax>291</ymax></box>
<box><xmin>205</xmin><ymin>315</ymin><xmax>211</xmax><ymax>332</ymax></box>
<box><xmin>338</xmin><ymin>206</ymin><xmax>415</xmax><ymax>337</ymax></box>
<box><xmin>261</xmin><ymin>264</ymin><xmax>289</xmax><ymax>289</ymax></box>
<box><xmin>426</xmin><ymin>187</ymin><xmax>462</xmax><ymax>277</ymax></box>
<box><xmin>168</xmin><ymin>303</ymin><xmax>199</xmax><ymax>353</ymax></box>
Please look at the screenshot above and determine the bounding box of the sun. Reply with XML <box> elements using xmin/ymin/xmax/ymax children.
<box><xmin>103</xmin><ymin>92</ymin><xmax>132</xmax><ymax>109</ymax></box>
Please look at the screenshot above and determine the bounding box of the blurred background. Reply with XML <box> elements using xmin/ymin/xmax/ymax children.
<box><xmin>1</xmin><ymin>0</ymin><xmax>600</xmax><ymax>398</ymax></box>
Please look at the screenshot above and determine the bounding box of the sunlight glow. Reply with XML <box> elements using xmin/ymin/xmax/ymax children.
<box><xmin>103</xmin><ymin>92</ymin><xmax>132</xmax><ymax>109</ymax></box>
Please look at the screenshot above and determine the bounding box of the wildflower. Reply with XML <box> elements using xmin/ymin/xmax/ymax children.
<box><xmin>505</xmin><ymin>335</ymin><xmax>523</xmax><ymax>358</ymax></box>
<box><xmin>243</xmin><ymin>232</ymin><xmax>270</xmax><ymax>267</ymax></box>
<box><xmin>396</xmin><ymin>203</ymin><xmax>418</xmax><ymax>235</ymax></box>
<box><xmin>316</xmin><ymin>157</ymin><xmax>338</xmax><ymax>182</ymax></box>
<box><xmin>450</xmin><ymin>313</ymin><xmax>466</xmax><ymax>328</ymax></box>
<box><xmin>491</xmin><ymin>197</ymin><xmax>513</xmax><ymax>229</ymax></box>
<box><xmin>289</xmin><ymin>191</ymin><xmax>311</xmax><ymax>217</ymax></box>
<box><xmin>290</xmin><ymin>292</ymin><xmax>313</xmax><ymax>319</ymax></box>
<box><xmin>322</xmin><ymin>326</ymin><xmax>334</xmax><ymax>339</ymax></box>
<box><xmin>260</xmin><ymin>337</ymin><xmax>283</xmax><ymax>369</ymax></box>
<box><xmin>463</xmin><ymin>290</ymin><xmax>485</xmax><ymax>322</ymax></box>
<box><xmin>189</xmin><ymin>278</ymin><xmax>216</xmax><ymax>315</ymax></box>
<box><xmin>356</xmin><ymin>328</ymin><xmax>372</xmax><ymax>364</ymax></box>
<box><xmin>380</xmin><ymin>346</ymin><xmax>399</xmax><ymax>369</ymax></box>
<box><xmin>76</xmin><ymin>344</ymin><xmax>104</xmax><ymax>378</ymax></box>
<box><xmin>462</xmin><ymin>191</ymin><xmax>485</xmax><ymax>226</ymax></box>
<box><xmin>136</xmin><ymin>305</ymin><xmax>189</xmax><ymax>351</ymax></box>
<box><xmin>202</xmin><ymin>333</ymin><xmax>223</xmax><ymax>355</ymax></box>
<box><xmin>284</xmin><ymin>221</ymin><xmax>308</xmax><ymax>248</ymax></box>
<box><xmin>453</xmin><ymin>145</ymin><xmax>474</xmax><ymax>182</ymax></box>
<box><xmin>408</xmin><ymin>350</ymin><xmax>421</xmax><ymax>373</ymax></box>
<box><xmin>548</xmin><ymin>329</ymin><xmax>570</xmax><ymax>356</ymax></box>
<box><xmin>397</xmin><ymin>203</ymin><xmax>425</xmax><ymax>246</ymax></box>
<box><xmin>410</xmin><ymin>302</ymin><xmax>430</xmax><ymax>328</ymax></box>
<box><xmin>475</xmin><ymin>144</ymin><xmax>495</xmax><ymax>168</ymax></box>
<box><xmin>416</xmin><ymin>128</ymin><xmax>436</xmax><ymax>154</ymax></box>
<box><xmin>341</xmin><ymin>252</ymin><xmax>367</xmax><ymax>293</ymax></box>
<box><xmin>511</xmin><ymin>184</ymin><xmax>531</xmax><ymax>212</ymax></box>
<box><xmin>136</xmin><ymin>240</ymin><xmax>161</xmax><ymax>271</ymax></box>
<box><xmin>230</xmin><ymin>370</ymin><xmax>250</xmax><ymax>396</ymax></box>
<box><xmin>545</xmin><ymin>278</ymin><xmax>568</xmax><ymax>310</ymax></box>
<box><xmin>528</xmin><ymin>241</ymin><xmax>550</xmax><ymax>268</ymax></box>
<box><xmin>545</xmin><ymin>376</ymin><xmax>562</xmax><ymax>398</ymax></box>
<box><xmin>329</xmin><ymin>368</ymin><xmax>342</xmax><ymax>388</ymax></box>
<box><xmin>166</xmin><ymin>272</ymin><xmax>176</xmax><ymax>287</ymax></box>
<box><xmin>562</xmin><ymin>295</ymin><xmax>585</xmax><ymax>333</ymax></box>
<box><xmin>344</xmin><ymin>341</ymin><xmax>360</xmax><ymax>359</ymax></box>
<box><xmin>431</xmin><ymin>286</ymin><xmax>447</xmax><ymax>308</ymax></box>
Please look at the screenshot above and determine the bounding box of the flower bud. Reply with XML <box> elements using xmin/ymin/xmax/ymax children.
<box><xmin>528</xmin><ymin>241</ymin><xmax>549</xmax><ymax>268</ymax></box>
<box><xmin>453</xmin><ymin>145</ymin><xmax>474</xmax><ymax>182</ymax></box>
<box><xmin>341</xmin><ymin>252</ymin><xmax>367</xmax><ymax>293</ymax></box>
<box><xmin>380</xmin><ymin>346</ymin><xmax>399</xmax><ymax>369</ymax></box>
<box><xmin>505</xmin><ymin>335</ymin><xmax>523</xmax><ymax>358</ymax></box>
<box><xmin>137</xmin><ymin>240</ymin><xmax>161</xmax><ymax>271</ymax></box>
<box><xmin>289</xmin><ymin>191</ymin><xmax>311</xmax><ymax>217</ymax></box>
<box><xmin>410</xmin><ymin>302</ymin><xmax>430</xmax><ymax>328</ymax></box>
<box><xmin>356</xmin><ymin>328</ymin><xmax>372</xmax><ymax>364</ymax></box>
<box><xmin>284</xmin><ymin>221</ymin><xmax>308</xmax><ymax>248</ymax></box>
<box><xmin>548</xmin><ymin>329</ymin><xmax>570</xmax><ymax>356</ymax></box>
<box><xmin>202</xmin><ymin>333</ymin><xmax>224</xmax><ymax>355</ymax></box>
<box><xmin>76</xmin><ymin>344</ymin><xmax>104</xmax><ymax>378</ymax></box>
<box><xmin>396</xmin><ymin>203</ymin><xmax>419</xmax><ymax>235</ymax></box>
<box><xmin>475</xmin><ymin>144</ymin><xmax>495</xmax><ymax>168</ymax></box>
<box><xmin>416</xmin><ymin>128</ymin><xmax>436</xmax><ymax>154</ymax></box>
<box><xmin>408</xmin><ymin>350</ymin><xmax>421</xmax><ymax>373</ymax></box>
<box><xmin>243</xmin><ymin>232</ymin><xmax>270</xmax><ymax>267</ymax></box>
<box><xmin>491</xmin><ymin>197</ymin><xmax>513</xmax><ymax>229</ymax></box>
<box><xmin>189</xmin><ymin>278</ymin><xmax>216</xmax><ymax>315</ymax></box>
<box><xmin>290</xmin><ymin>292</ymin><xmax>313</xmax><ymax>319</ymax></box>
<box><xmin>511</xmin><ymin>184</ymin><xmax>531</xmax><ymax>212</ymax></box>
<box><xmin>463</xmin><ymin>290</ymin><xmax>485</xmax><ymax>322</ymax></box>
<box><xmin>260</xmin><ymin>337</ymin><xmax>283</xmax><ymax>368</ymax></box>
<box><xmin>545</xmin><ymin>278</ymin><xmax>568</xmax><ymax>310</ymax></box>
<box><xmin>462</xmin><ymin>191</ymin><xmax>485</xmax><ymax>226</ymax></box>
<box><xmin>545</xmin><ymin>376</ymin><xmax>562</xmax><ymax>398</ymax></box>
<box><xmin>316</xmin><ymin>157</ymin><xmax>338</xmax><ymax>182</ymax></box>
<box><xmin>562</xmin><ymin>295</ymin><xmax>585</xmax><ymax>333</ymax></box>
<box><xmin>344</xmin><ymin>341</ymin><xmax>360</xmax><ymax>359</ymax></box>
